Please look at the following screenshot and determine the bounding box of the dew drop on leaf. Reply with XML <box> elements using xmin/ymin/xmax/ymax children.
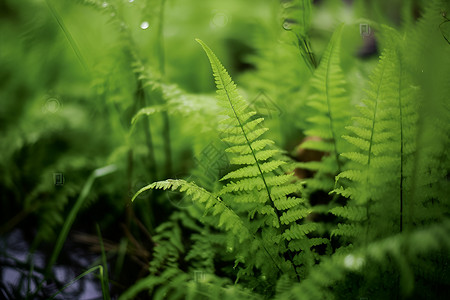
<box><xmin>140</xmin><ymin>21</ymin><xmax>149</xmax><ymax>30</ymax></box>
<box><xmin>283</xmin><ymin>20</ymin><xmax>293</xmax><ymax>30</ymax></box>
<box><xmin>344</xmin><ymin>254</ymin><xmax>364</xmax><ymax>270</ymax></box>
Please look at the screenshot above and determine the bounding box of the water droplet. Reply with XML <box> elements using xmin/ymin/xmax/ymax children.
<box><xmin>211</xmin><ymin>12</ymin><xmax>228</xmax><ymax>28</ymax></box>
<box><xmin>344</xmin><ymin>254</ymin><xmax>364</xmax><ymax>270</ymax></box>
<box><xmin>283</xmin><ymin>20</ymin><xmax>293</xmax><ymax>30</ymax></box>
<box><xmin>102</xmin><ymin>2</ymin><xmax>108</xmax><ymax>8</ymax></box>
<box><xmin>43</xmin><ymin>97</ymin><xmax>61</xmax><ymax>113</ymax></box>
<box><xmin>140</xmin><ymin>21</ymin><xmax>149</xmax><ymax>30</ymax></box>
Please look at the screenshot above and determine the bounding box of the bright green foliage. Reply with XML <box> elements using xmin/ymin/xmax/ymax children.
<box><xmin>129</xmin><ymin>1</ymin><xmax>449</xmax><ymax>295</ymax></box>
<box><xmin>404</xmin><ymin>0</ymin><xmax>450</xmax><ymax>227</ymax></box>
<box><xmin>134</xmin><ymin>41</ymin><xmax>327</xmax><ymax>287</ymax></box>
<box><xmin>1</xmin><ymin>0</ymin><xmax>449</xmax><ymax>299</ymax></box>
<box><xmin>133</xmin><ymin>179</ymin><xmax>250</xmax><ymax>242</ymax></box>
<box><xmin>332</xmin><ymin>34</ymin><xmax>411</xmax><ymax>242</ymax></box>
<box><xmin>278</xmin><ymin>220</ymin><xmax>450</xmax><ymax>300</ymax></box>
<box><xmin>296</xmin><ymin>24</ymin><xmax>351</xmax><ymax>194</ymax></box>
<box><xmin>193</xmin><ymin>42</ymin><xmax>320</xmax><ymax>273</ymax></box>
<box><xmin>332</xmin><ymin>0</ymin><xmax>449</xmax><ymax>247</ymax></box>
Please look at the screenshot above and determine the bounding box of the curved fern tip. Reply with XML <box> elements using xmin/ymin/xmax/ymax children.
<box><xmin>196</xmin><ymin>39</ymin><xmax>213</xmax><ymax>55</ymax></box>
<box><xmin>195</xmin><ymin>38</ymin><xmax>205</xmax><ymax>46</ymax></box>
<box><xmin>131</xmin><ymin>184</ymin><xmax>152</xmax><ymax>202</ymax></box>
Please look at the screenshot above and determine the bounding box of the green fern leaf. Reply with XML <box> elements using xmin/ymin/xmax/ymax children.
<box><xmin>329</xmin><ymin>206</ymin><xmax>366</xmax><ymax>221</ymax></box>
<box><xmin>332</xmin><ymin>26</ymin><xmax>423</xmax><ymax>243</ymax></box>
<box><xmin>298</xmin><ymin>24</ymin><xmax>352</xmax><ymax>196</ymax></box>
<box><xmin>330</xmin><ymin>223</ymin><xmax>364</xmax><ymax>238</ymax></box>
<box><xmin>132</xmin><ymin>179</ymin><xmax>250</xmax><ymax>241</ymax></box>
<box><xmin>280</xmin><ymin>208</ymin><xmax>312</xmax><ymax>225</ymax></box>
<box><xmin>196</xmin><ymin>39</ymin><xmax>325</xmax><ymax>279</ymax></box>
<box><xmin>288</xmin><ymin>238</ymin><xmax>330</xmax><ymax>252</ymax></box>
<box><xmin>274</xmin><ymin>197</ymin><xmax>307</xmax><ymax>211</ymax></box>
<box><xmin>283</xmin><ymin>223</ymin><xmax>318</xmax><ymax>240</ymax></box>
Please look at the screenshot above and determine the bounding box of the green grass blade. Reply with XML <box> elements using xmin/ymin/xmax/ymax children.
<box><xmin>114</xmin><ymin>238</ymin><xmax>128</xmax><ymax>279</ymax></box>
<box><xmin>48</xmin><ymin>265</ymin><xmax>105</xmax><ymax>300</ymax></box>
<box><xmin>45</xmin><ymin>165</ymin><xmax>117</xmax><ymax>276</ymax></box>
<box><xmin>96</xmin><ymin>224</ymin><xmax>111</xmax><ymax>300</ymax></box>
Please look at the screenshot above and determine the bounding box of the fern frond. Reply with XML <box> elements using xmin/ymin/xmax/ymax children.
<box><xmin>280</xmin><ymin>221</ymin><xmax>450</xmax><ymax>300</ymax></box>
<box><xmin>133</xmin><ymin>179</ymin><xmax>250</xmax><ymax>241</ymax></box>
<box><xmin>288</xmin><ymin>238</ymin><xmax>330</xmax><ymax>252</ymax></box>
<box><xmin>195</xmin><ymin>39</ymin><xmax>327</xmax><ymax>279</ymax></box>
<box><xmin>280</xmin><ymin>208</ymin><xmax>312</xmax><ymax>225</ymax></box>
<box><xmin>283</xmin><ymin>223</ymin><xmax>318</xmax><ymax>241</ymax></box>
<box><xmin>220</xmin><ymin>161</ymin><xmax>287</xmax><ymax>181</ymax></box>
<box><xmin>403</xmin><ymin>0</ymin><xmax>450</xmax><ymax>226</ymax></box>
<box><xmin>229</xmin><ymin>149</ymin><xmax>283</xmax><ymax>165</ymax></box>
<box><xmin>149</xmin><ymin>219</ymin><xmax>184</xmax><ymax>275</ymax></box>
<box><xmin>331</xmin><ymin>223</ymin><xmax>364</xmax><ymax>238</ymax></box>
<box><xmin>225</xmin><ymin>139</ymin><xmax>275</xmax><ymax>155</ymax></box>
<box><xmin>298</xmin><ymin>24</ymin><xmax>352</xmax><ymax>195</ymax></box>
<box><xmin>330</xmin><ymin>206</ymin><xmax>366</xmax><ymax>221</ymax></box>
<box><xmin>332</xmin><ymin>26</ymin><xmax>421</xmax><ymax>243</ymax></box>
<box><xmin>196</xmin><ymin>39</ymin><xmax>308</xmax><ymax>224</ymax></box>
<box><xmin>274</xmin><ymin>197</ymin><xmax>306</xmax><ymax>210</ymax></box>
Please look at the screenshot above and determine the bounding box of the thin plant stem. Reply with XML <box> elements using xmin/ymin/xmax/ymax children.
<box><xmin>45</xmin><ymin>0</ymin><xmax>88</xmax><ymax>72</ymax></box>
<box><xmin>136</xmin><ymin>79</ymin><xmax>158</xmax><ymax>180</ymax></box>
<box><xmin>96</xmin><ymin>224</ymin><xmax>111</xmax><ymax>300</ymax></box>
<box><xmin>157</xmin><ymin>0</ymin><xmax>173</xmax><ymax>177</ymax></box>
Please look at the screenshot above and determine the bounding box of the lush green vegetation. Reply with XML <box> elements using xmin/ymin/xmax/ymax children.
<box><xmin>0</xmin><ymin>0</ymin><xmax>449</xmax><ymax>299</ymax></box>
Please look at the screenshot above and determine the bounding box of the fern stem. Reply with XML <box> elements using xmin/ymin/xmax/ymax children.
<box><xmin>161</xmin><ymin>116</ymin><xmax>172</xmax><ymax>178</ymax></box>
<box><xmin>157</xmin><ymin>0</ymin><xmax>166</xmax><ymax>76</ymax></box>
<box><xmin>304</xmin><ymin>38</ymin><xmax>317</xmax><ymax>69</ymax></box>
<box><xmin>210</xmin><ymin>187</ymin><xmax>285</xmax><ymax>274</ymax></box>
<box><xmin>296</xmin><ymin>35</ymin><xmax>316</xmax><ymax>73</ymax></box>
<box><xmin>366</xmin><ymin>67</ymin><xmax>384</xmax><ymax>168</ymax></box>
<box><xmin>215</xmin><ymin>67</ymin><xmax>288</xmax><ymax>277</ymax></box>
<box><xmin>217</xmin><ymin>196</ymin><xmax>284</xmax><ymax>274</ymax></box>
<box><xmin>324</xmin><ymin>39</ymin><xmax>342</xmax><ymax>174</ymax></box>
<box><xmin>216</xmin><ymin>62</ymin><xmax>280</xmax><ymax>222</ymax></box>
<box><xmin>126</xmin><ymin>149</ymin><xmax>134</xmax><ymax>228</ymax></box>
<box><xmin>157</xmin><ymin>0</ymin><xmax>173</xmax><ymax>177</ymax></box>
<box><xmin>398</xmin><ymin>54</ymin><xmax>404</xmax><ymax>233</ymax></box>
<box><xmin>137</xmin><ymin>80</ymin><xmax>158</xmax><ymax>180</ymax></box>
<box><xmin>364</xmin><ymin>64</ymin><xmax>386</xmax><ymax>246</ymax></box>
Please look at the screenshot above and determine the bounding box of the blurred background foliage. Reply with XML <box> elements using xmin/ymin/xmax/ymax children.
<box><xmin>0</xmin><ymin>0</ymin><xmax>447</xmax><ymax>298</ymax></box>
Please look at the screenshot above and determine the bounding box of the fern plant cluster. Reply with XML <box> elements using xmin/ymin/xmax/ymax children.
<box><xmin>129</xmin><ymin>0</ymin><xmax>449</xmax><ymax>299</ymax></box>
